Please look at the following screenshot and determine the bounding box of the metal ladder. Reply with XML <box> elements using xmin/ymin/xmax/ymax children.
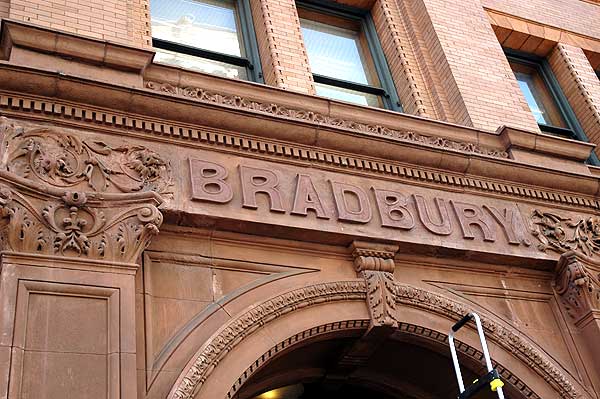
<box><xmin>449</xmin><ymin>312</ymin><xmax>505</xmax><ymax>399</ymax></box>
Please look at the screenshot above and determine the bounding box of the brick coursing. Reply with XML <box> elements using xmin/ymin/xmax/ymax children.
<box><xmin>371</xmin><ymin>0</ymin><xmax>429</xmax><ymax>117</ymax></box>
<box><xmin>482</xmin><ymin>0</ymin><xmax>600</xmax><ymax>40</ymax></box>
<box><xmin>9</xmin><ymin>0</ymin><xmax>151</xmax><ymax>46</ymax></box>
<box><xmin>0</xmin><ymin>0</ymin><xmax>9</xmax><ymax>19</ymax></box>
<box><xmin>5</xmin><ymin>0</ymin><xmax>600</xmax><ymax>138</ymax></box>
<box><xmin>414</xmin><ymin>0</ymin><xmax>540</xmax><ymax>132</ymax></box>
<box><xmin>250</xmin><ymin>0</ymin><xmax>315</xmax><ymax>94</ymax></box>
<box><xmin>549</xmin><ymin>43</ymin><xmax>600</xmax><ymax>157</ymax></box>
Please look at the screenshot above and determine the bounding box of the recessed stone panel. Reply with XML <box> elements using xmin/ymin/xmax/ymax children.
<box><xmin>25</xmin><ymin>293</ymin><xmax>108</xmax><ymax>354</ymax></box>
<box><xmin>20</xmin><ymin>351</ymin><xmax>107</xmax><ymax>399</ymax></box>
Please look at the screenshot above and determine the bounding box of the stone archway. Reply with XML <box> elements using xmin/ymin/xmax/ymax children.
<box><xmin>228</xmin><ymin>320</ymin><xmax>541</xmax><ymax>399</ymax></box>
<box><xmin>167</xmin><ymin>278</ymin><xmax>588</xmax><ymax>399</ymax></box>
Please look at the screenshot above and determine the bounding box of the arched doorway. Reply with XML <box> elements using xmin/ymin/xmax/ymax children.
<box><xmin>235</xmin><ymin>323</ymin><xmax>515</xmax><ymax>399</ymax></box>
<box><xmin>168</xmin><ymin>281</ymin><xmax>586</xmax><ymax>399</ymax></box>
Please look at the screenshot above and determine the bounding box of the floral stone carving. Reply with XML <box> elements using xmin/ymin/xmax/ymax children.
<box><xmin>531</xmin><ymin>209</ymin><xmax>600</xmax><ymax>257</ymax></box>
<box><xmin>0</xmin><ymin>117</ymin><xmax>173</xmax><ymax>196</ymax></box>
<box><xmin>554</xmin><ymin>252</ymin><xmax>600</xmax><ymax>321</ymax></box>
<box><xmin>0</xmin><ymin>175</ymin><xmax>163</xmax><ymax>263</ymax></box>
<box><xmin>351</xmin><ymin>241</ymin><xmax>399</xmax><ymax>329</ymax></box>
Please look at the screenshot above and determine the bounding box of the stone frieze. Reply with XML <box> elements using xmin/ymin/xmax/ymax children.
<box><xmin>188</xmin><ymin>155</ymin><xmax>559</xmax><ymax>259</ymax></box>
<box><xmin>531</xmin><ymin>210</ymin><xmax>600</xmax><ymax>257</ymax></box>
<box><xmin>0</xmin><ymin>117</ymin><xmax>173</xmax><ymax>196</ymax></box>
<box><xmin>2</xmin><ymin>95</ymin><xmax>598</xmax><ymax>211</ymax></box>
<box><xmin>144</xmin><ymin>80</ymin><xmax>509</xmax><ymax>159</ymax></box>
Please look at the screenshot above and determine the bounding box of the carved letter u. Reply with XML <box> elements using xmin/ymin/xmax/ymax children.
<box><xmin>413</xmin><ymin>195</ymin><xmax>452</xmax><ymax>235</ymax></box>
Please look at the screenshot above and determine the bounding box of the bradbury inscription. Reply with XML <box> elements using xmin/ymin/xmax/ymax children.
<box><xmin>189</xmin><ymin>158</ymin><xmax>532</xmax><ymax>248</ymax></box>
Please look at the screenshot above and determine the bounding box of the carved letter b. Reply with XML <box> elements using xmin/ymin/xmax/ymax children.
<box><xmin>189</xmin><ymin>159</ymin><xmax>233</xmax><ymax>203</ymax></box>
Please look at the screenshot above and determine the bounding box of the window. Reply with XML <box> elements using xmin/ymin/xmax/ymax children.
<box><xmin>507</xmin><ymin>50</ymin><xmax>599</xmax><ymax>164</ymax></box>
<box><xmin>297</xmin><ymin>1</ymin><xmax>401</xmax><ymax>111</ymax></box>
<box><xmin>150</xmin><ymin>0</ymin><xmax>262</xmax><ymax>82</ymax></box>
<box><xmin>507</xmin><ymin>51</ymin><xmax>579</xmax><ymax>137</ymax></box>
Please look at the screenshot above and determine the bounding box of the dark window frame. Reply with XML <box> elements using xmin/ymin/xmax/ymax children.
<box><xmin>506</xmin><ymin>48</ymin><xmax>599</xmax><ymax>165</ymax></box>
<box><xmin>151</xmin><ymin>0</ymin><xmax>264</xmax><ymax>83</ymax></box>
<box><xmin>297</xmin><ymin>0</ymin><xmax>402</xmax><ymax>112</ymax></box>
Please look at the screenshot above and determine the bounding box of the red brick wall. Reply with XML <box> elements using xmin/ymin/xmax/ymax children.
<box><xmin>371</xmin><ymin>0</ymin><xmax>431</xmax><ymax>117</ymax></box>
<box><xmin>8</xmin><ymin>0</ymin><xmax>150</xmax><ymax>47</ymax></box>
<box><xmin>396</xmin><ymin>0</ymin><xmax>458</xmax><ymax>123</ymax></box>
<box><xmin>250</xmin><ymin>0</ymin><xmax>315</xmax><ymax>94</ymax></box>
<box><xmin>482</xmin><ymin>0</ymin><xmax>600</xmax><ymax>39</ymax></box>
<box><xmin>549</xmin><ymin>43</ymin><xmax>600</xmax><ymax>157</ymax></box>
<box><xmin>5</xmin><ymin>0</ymin><xmax>600</xmax><ymax>136</ymax></box>
<box><xmin>0</xmin><ymin>0</ymin><xmax>9</xmax><ymax>19</ymax></box>
<box><xmin>413</xmin><ymin>0</ymin><xmax>540</xmax><ymax>131</ymax></box>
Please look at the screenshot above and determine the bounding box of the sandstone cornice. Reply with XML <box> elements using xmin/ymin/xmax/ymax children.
<box><xmin>0</xmin><ymin>39</ymin><xmax>600</xmax><ymax>207</ymax></box>
<box><xmin>0</xmin><ymin>19</ymin><xmax>154</xmax><ymax>72</ymax></box>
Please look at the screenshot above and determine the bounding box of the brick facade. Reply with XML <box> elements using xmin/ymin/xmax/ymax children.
<box><xmin>250</xmin><ymin>0</ymin><xmax>315</xmax><ymax>93</ymax></box>
<box><xmin>7</xmin><ymin>0</ymin><xmax>150</xmax><ymax>46</ymax></box>
<box><xmin>549</xmin><ymin>43</ymin><xmax>600</xmax><ymax>156</ymax></box>
<box><xmin>2</xmin><ymin>1</ymin><xmax>600</xmax><ymax>399</ymax></box>
<box><xmin>1</xmin><ymin>0</ymin><xmax>599</xmax><ymax>135</ymax></box>
<box><xmin>0</xmin><ymin>0</ymin><xmax>8</xmax><ymax>19</ymax></box>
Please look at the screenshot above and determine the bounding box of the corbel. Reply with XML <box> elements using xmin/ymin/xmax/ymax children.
<box><xmin>350</xmin><ymin>240</ymin><xmax>399</xmax><ymax>330</ymax></box>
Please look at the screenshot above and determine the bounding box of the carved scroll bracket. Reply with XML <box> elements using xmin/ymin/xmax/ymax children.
<box><xmin>350</xmin><ymin>240</ymin><xmax>399</xmax><ymax>330</ymax></box>
<box><xmin>0</xmin><ymin>171</ymin><xmax>163</xmax><ymax>264</ymax></box>
<box><xmin>554</xmin><ymin>251</ymin><xmax>600</xmax><ymax>324</ymax></box>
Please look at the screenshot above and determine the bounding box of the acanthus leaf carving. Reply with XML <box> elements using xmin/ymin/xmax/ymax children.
<box><xmin>362</xmin><ymin>270</ymin><xmax>398</xmax><ymax>328</ymax></box>
<box><xmin>350</xmin><ymin>241</ymin><xmax>399</xmax><ymax>329</ymax></box>
<box><xmin>0</xmin><ymin>117</ymin><xmax>174</xmax><ymax>196</ymax></box>
<box><xmin>554</xmin><ymin>251</ymin><xmax>600</xmax><ymax>321</ymax></box>
<box><xmin>0</xmin><ymin>181</ymin><xmax>162</xmax><ymax>263</ymax></box>
<box><xmin>531</xmin><ymin>209</ymin><xmax>600</xmax><ymax>257</ymax></box>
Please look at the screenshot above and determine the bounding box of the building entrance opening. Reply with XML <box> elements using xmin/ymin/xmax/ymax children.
<box><xmin>237</xmin><ymin>329</ymin><xmax>507</xmax><ymax>399</ymax></box>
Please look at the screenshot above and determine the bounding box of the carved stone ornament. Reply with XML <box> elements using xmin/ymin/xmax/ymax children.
<box><xmin>0</xmin><ymin>172</ymin><xmax>163</xmax><ymax>263</ymax></box>
<box><xmin>169</xmin><ymin>281</ymin><xmax>582</xmax><ymax>399</ymax></box>
<box><xmin>350</xmin><ymin>241</ymin><xmax>399</xmax><ymax>329</ymax></box>
<box><xmin>144</xmin><ymin>81</ymin><xmax>509</xmax><ymax>159</ymax></box>
<box><xmin>554</xmin><ymin>251</ymin><xmax>600</xmax><ymax>321</ymax></box>
<box><xmin>531</xmin><ymin>209</ymin><xmax>600</xmax><ymax>257</ymax></box>
<box><xmin>0</xmin><ymin>117</ymin><xmax>173</xmax><ymax>196</ymax></box>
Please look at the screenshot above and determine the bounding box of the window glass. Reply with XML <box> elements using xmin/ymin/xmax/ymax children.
<box><xmin>154</xmin><ymin>49</ymin><xmax>248</xmax><ymax>79</ymax></box>
<box><xmin>314</xmin><ymin>82</ymin><xmax>382</xmax><ymax>107</ymax></box>
<box><xmin>509</xmin><ymin>60</ymin><xmax>567</xmax><ymax>128</ymax></box>
<box><xmin>151</xmin><ymin>0</ymin><xmax>244</xmax><ymax>57</ymax></box>
<box><xmin>300</xmin><ymin>18</ymin><xmax>372</xmax><ymax>85</ymax></box>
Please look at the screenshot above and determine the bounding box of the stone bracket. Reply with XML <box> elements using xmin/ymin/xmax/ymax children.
<box><xmin>331</xmin><ymin>241</ymin><xmax>400</xmax><ymax>373</ymax></box>
<box><xmin>555</xmin><ymin>251</ymin><xmax>600</xmax><ymax>324</ymax></box>
<box><xmin>350</xmin><ymin>240</ymin><xmax>399</xmax><ymax>331</ymax></box>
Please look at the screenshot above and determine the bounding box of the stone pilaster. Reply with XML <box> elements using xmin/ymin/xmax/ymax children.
<box><xmin>0</xmin><ymin>117</ymin><xmax>169</xmax><ymax>399</ymax></box>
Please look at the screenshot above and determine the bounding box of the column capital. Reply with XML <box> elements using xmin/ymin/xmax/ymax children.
<box><xmin>0</xmin><ymin>117</ymin><xmax>168</xmax><ymax>265</ymax></box>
